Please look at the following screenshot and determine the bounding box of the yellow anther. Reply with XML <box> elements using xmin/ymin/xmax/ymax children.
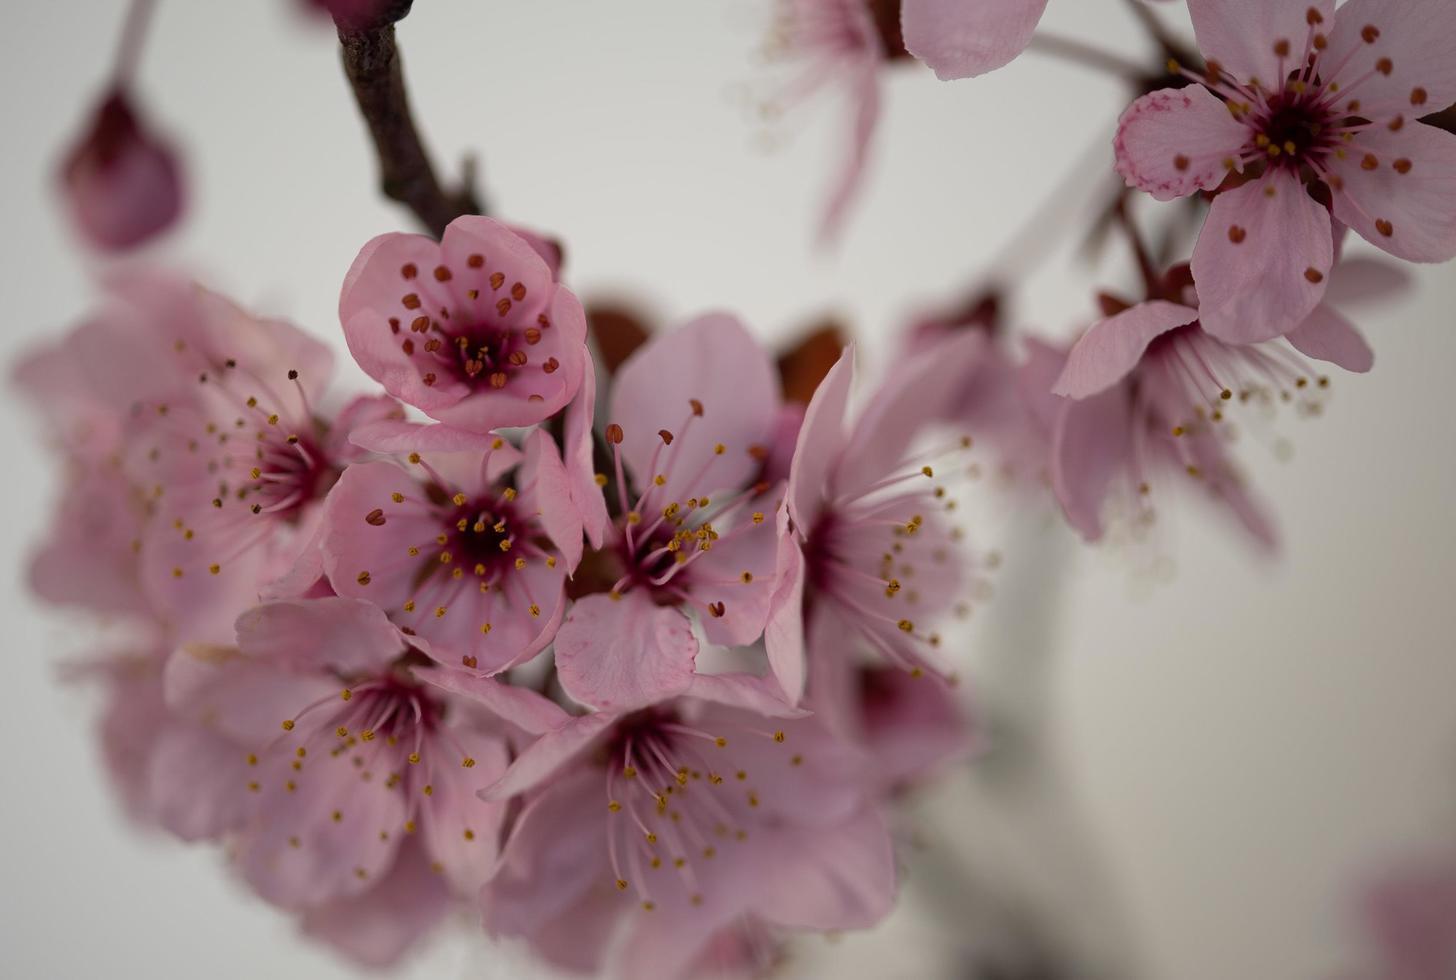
<box><xmin>281</xmin><ymin>719</ymin><xmax>295</xmax><ymax>731</ymax></box>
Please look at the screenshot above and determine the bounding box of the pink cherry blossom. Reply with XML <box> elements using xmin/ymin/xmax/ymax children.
<box><xmin>1048</xmin><ymin>267</ymin><xmax>1376</xmax><ymax>548</ymax></box>
<box><xmin>320</xmin><ymin>422</ymin><xmax>573</xmax><ymax>674</ymax></box>
<box><xmin>86</xmin><ymin>274</ymin><xmax>382</xmax><ymax>644</ymax></box>
<box><xmin>58</xmin><ymin>90</ymin><xmax>184</xmax><ymax>253</ymax></box>
<box><xmin>467</xmin><ymin>673</ymin><xmax>896</xmax><ymax>978</ymax></box>
<box><xmin>1347</xmin><ymin>858</ymin><xmax>1456</xmax><ymax>980</ymax></box>
<box><xmin>558</xmin><ymin>314</ymin><xmax>785</xmax><ymax>711</ymax></box>
<box><xmin>764</xmin><ymin>0</ymin><xmax>885</xmax><ymax>241</ymax></box>
<box><xmin>767</xmin><ymin>330</ymin><xmax>988</xmax><ymax>698</ymax></box>
<box><xmin>339</xmin><ymin>215</ymin><xmax>588</xmax><ymax>433</ymax></box>
<box><xmin>1115</xmin><ymin>0</ymin><xmax>1456</xmax><ymax>343</ymax></box>
<box><xmin>162</xmin><ymin>598</ymin><xmax>511</xmax><ymax>931</ymax></box>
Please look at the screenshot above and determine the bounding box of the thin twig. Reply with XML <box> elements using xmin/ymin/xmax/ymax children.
<box><xmin>335</xmin><ymin>8</ymin><xmax>483</xmax><ymax>238</ymax></box>
<box><xmin>112</xmin><ymin>0</ymin><xmax>158</xmax><ymax>86</ymax></box>
<box><xmin>1026</xmin><ymin>32</ymin><xmax>1144</xmax><ymax>80</ymax></box>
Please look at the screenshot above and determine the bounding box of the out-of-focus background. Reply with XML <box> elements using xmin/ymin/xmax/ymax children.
<box><xmin>2</xmin><ymin>2</ymin><xmax>1454</xmax><ymax>978</ymax></box>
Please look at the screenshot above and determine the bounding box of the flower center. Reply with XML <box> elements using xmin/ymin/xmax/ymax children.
<box><xmin>601</xmin><ymin>711</ymin><xmax>787</xmax><ymax>913</ymax></box>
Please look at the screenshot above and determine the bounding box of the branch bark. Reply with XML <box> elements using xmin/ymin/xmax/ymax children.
<box><xmin>335</xmin><ymin>6</ymin><xmax>483</xmax><ymax>238</ymax></box>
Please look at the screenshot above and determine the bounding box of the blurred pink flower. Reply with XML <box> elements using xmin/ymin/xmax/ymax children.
<box><xmin>462</xmin><ymin>671</ymin><xmax>896</xmax><ymax>978</ymax></box>
<box><xmin>162</xmin><ymin>598</ymin><xmax>510</xmax><ymax>952</ymax></box>
<box><xmin>1048</xmin><ymin>269</ymin><xmax>1376</xmax><ymax>548</ymax></box>
<box><xmin>320</xmin><ymin>421</ymin><xmax>574</xmax><ymax>674</ymax></box>
<box><xmin>1115</xmin><ymin>0</ymin><xmax>1456</xmax><ymax>343</ymax></box>
<box><xmin>1360</xmin><ymin>861</ymin><xmax>1456</xmax><ymax>980</ymax></box>
<box><xmin>80</xmin><ymin>274</ymin><xmax>381</xmax><ymax>644</ymax></box>
<box><xmin>340</xmin><ymin>215</ymin><xmax>588</xmax><ymax>433</ymax></box>
<box><xmin>766</xmin><ymin>0</ymin><xmax>886</xmax><ymax>241</ymax></box>
<box><xmin>766</xmin><ymin>331</ymin><xmax>986</xmax><ymax>699</ymax></box>
<box><xmin>559</xmin><ymin>315</ymin><xmax>784</xmax><ymax>712</ymax></box>
<box><xmin>904</xmin><ymin>292</ymin><xmax>1056</xmax><ymax>489</ymax></box>
<box><xmin>58</xmin><ymin>91</ymin><xmax>183</xmax><ymax>252</ymax></box>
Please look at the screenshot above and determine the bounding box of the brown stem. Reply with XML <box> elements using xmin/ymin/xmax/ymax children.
<box><xmin>1026</xmin><ymin>32</ymin><xmax>1144</xmax><ymax>80</ymax></box>
<box><xmin>336</xmin><ymin>13</ymin><xmax>483</xmax><ymax>238</ymax></box>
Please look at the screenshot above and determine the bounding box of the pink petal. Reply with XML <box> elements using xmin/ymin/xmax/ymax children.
<box><xmin>1017</xmin><ymin>336</ymin><xmax>1073</xmax><ymax>438</ymax></box>
<box><xmin>348</xmin><ymin>418</ymin><xmax>504</xmax><ymax>455</ymax></box>
<box><xmin>1329</xmin><ymin>123</ymin><xmax>1456</xmax><ymax>263</ymax></box>
<box><xmin>147</xmin><ymin>723</ymin><xmax>252</xmax><ymax>841</ymax></box>
<box><xmin>1050</xmin><ymin>389</ymin><xmax>1133</xmax><ymax>542</ymax></box>
<box><xmin>1188</xmin><ymin>0</ymin><xmax>1334</xmax><ymax>87</ymax></box>
<box><xmin>479</xmin><ymin>712</ymin><xmax>617</xmax><ymax>801</ymax></box>
<box><xmin>610</xmin><ymin>312</ymin><xmax>779</xmax><ymax>506</ymax></box>
<box><xmin>413</xmin><ymin>666</ymin><xmax>571</xmax><ymax>734</ymax></box>
<box><xmin>554</xmin><ymin>592</ymin><xmax>699</xmax><ymax>712</ymax></box>
<box><xmin>834</xmin><ymin>329</ymin><xmax>986</xmax><ymax>499</ymax></box>
<box><xmin>683</xmin><ymin>500</ymin><xmax>780</xmax><ymax>648</ymax></box>
<box><xmin>1192</xmin><ymin>175</ymin><xmax>1334</xmax><ymax>343</ymax></box>
<box><xmin>1114</xmin><ymin>86</ymin><xmax>1249</xmax><ymax>202</ymax></box>
<box><xmin>162</xmin><ymin>644</ymin><xmax>338</xmax><ymax>745</ymax></box>
<box><xmin>1285</xmin><ymin>304</ymin><xmax>1375</xmax><ymax>373</ymax></box>
<box><xmin>236</xmin><ymin>746</ymin><xmax>409</xmax><ymax>908</ymax></box>
<box><xmin>901</xmin><ymin>0</ymin><xmax>1049</xmax><ymax>79</ymax></box>
<box><xmin>1053</xmin><ymin>301</ymin><xmax>1200</xmax><ymax>398</ymax></box>
<box><xmin>300</xmin><ymin>842</ymin><xmax>452</xmax><ymax>969</ymax></box>
<box><xmin>684</xmin><ymin>672</ymin><xmax>810</xmax><ymax>719</ymax></box>
<box><xmin>518</xmin><ymin>428</ymin><xmax>583</xmax><ymax>572</ymax></box>
<box><xmin>235</xmin><ymin>597</ymin><xmax>405</xmax><ymax>675</ymax></box>
<box><xmin>762</xmin><ymin>524</ymin><xmax>807</xmax><ymax>704</ymax></box>
<box><xmin>565</xmin><ymin>347</ymin><xmax>609</xmax><ymax>548</ymax></box>
<box><xmin>786</xmin><ymin>345</ymin><xmax>853</xmax><ymax>531</ymax></box>
<box><xmin>752</xmin><ymin>807</ymin><xmax>897</xmax><ymax>930</ymax></box>
<box><xmin>480</xmin><ymin>768</ymin><xmax>609</xmax><ymax>938</ymax></box>
<box><xmin>1325</xmin><ymin>0</ymin><xmax>1456</xmax><ymax>121</ymax></box>
<box><xmin>418</xmin><ymin>726</ymin><xmax>510</xmax><ymax>894</ymax></box>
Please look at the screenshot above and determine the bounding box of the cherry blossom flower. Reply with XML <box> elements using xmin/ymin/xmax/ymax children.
<box><xmin>320</xmin><ymin>422</ymin><xmax>574</xmax><ymax>674</ymax></box>
<box><xmin>340</xmin><ymin>215</ymin><xmax>588</xmax><ymax>433</ymax></box>
<box><xmin>1048</xmin><ymin>267</ymin><xmax>1376</xmax><ymax>547</ymax></box>
<box><xmin>453</xmin><ymin>670</ymin><xmax>896</xmax><ymax>978</ymax></box>
<box><xmin>88</xmin><ymin>274</ymin><xmax>383</xmax><ymax>644</ymax></box>
<box><xmin>1115</xmin><ymin>0</ymin><xmax>1456</xmax><ymax>343</ymax></box>
<box><xmin>162</xmin><ymin>597</ymin><xmax>510</xmax><ymax>960</ymax></box>
<box><xmin>558</xmin><ymin>314</ymin><xmax>785</xmax><ymax>712</ymax></box>
<box><xmin>58</xmin><ymin>90</ymin><xmax>183</xmax><ymax>252</ymax></box>
<box><xmin>766</xmin><ymin>331</ymin><xmax>988</xmax><ymax>700</ymax></box>
<box><xmin>762</xmin><ymin>0</ymin><xmax>886</xmax><ymax>241</ymax></box>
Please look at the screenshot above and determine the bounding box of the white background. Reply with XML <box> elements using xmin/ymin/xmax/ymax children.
<box><xmin>2</xmin><ymin>2</ymin><xmax>1454</xmax><ymax>978</ymax></box>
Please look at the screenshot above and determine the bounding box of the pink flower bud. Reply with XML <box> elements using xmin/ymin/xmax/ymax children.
<box><xmin>58</xmin><ymin>90</ymin><xmax>183</xmax><ymax>253</ymax></box>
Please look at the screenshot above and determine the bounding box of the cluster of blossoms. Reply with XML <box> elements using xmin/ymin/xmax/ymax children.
<box><xmin>20</xmin><ymin>216</ymin><xmax>989</xmax><ymax>973</ymax></box>
<box><xmin>25</xmin><ymin>0</ymin><xmax>1456</xmax><ymax>976</ymax></box>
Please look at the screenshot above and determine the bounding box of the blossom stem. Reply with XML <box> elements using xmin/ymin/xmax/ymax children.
<box><xmin>1113</xmin><ymin>197</ymin><xmax>1160</xmax><ymax>295</ymax></box>
<box><xmin>334</xmin><ymin>8</ymin><xmax>485</xmax><ymax>238</ymax></box>
<box><xmin>112</xmin><ymin>0</ymin><xmax>158</xmax><ymax>87</ymax></box>
<box><xmin>1025</xmin><ymin>32</ymin><xmax>1143</xmax><ymax>80</ymax></box>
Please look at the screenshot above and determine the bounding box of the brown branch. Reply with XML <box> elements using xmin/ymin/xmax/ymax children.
<box><xmin>335</xmin><ymin>4</ymin><xmax>483</xmax><ymax>238</ymax></box>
